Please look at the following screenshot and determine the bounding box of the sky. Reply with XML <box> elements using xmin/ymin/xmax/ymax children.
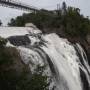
<box><xmin>0</xmin><ymin>0</ymin><xmax>90</xmax><ymax>25</ymax></box>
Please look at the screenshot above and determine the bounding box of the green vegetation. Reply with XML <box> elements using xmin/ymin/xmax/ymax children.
<box><xmin>8</xmin><ymin>2</ymin><xmax>90</xmax><ymax>37</ymax></box>
<box><xmin>0</xmin><ymin>37</ymin><xmax>50</xmax><ymax>90</ymax></box>
<box><xmin>0</xmin><ymin>37</ymin><xmax>7</xmax><ymax>47</ymax></box>
<box><xmin>23</xmin><ymin>65</ymin><xmax>50</xmax><ymax>90</ymax></box>
<box><xmin>0</xmin><ymin>20</ymin><xmax>2</xmax><ymax>26</ymax></box>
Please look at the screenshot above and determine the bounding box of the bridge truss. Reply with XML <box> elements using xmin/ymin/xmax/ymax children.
<box><xmin>0</xmin><ymin>0</ymin><xmax>39</xmax><ymax>12</ymax></box>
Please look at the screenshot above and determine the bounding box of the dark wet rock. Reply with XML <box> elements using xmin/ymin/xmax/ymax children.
<box><xmin>8</xmin><ymin>35</ymin><xmax>31</xmax><ymax>46</ymax></box>
<box><xmin>80</xmin><ymin>68</ymin><xmax>90</xmax><ymax>90</ymax></box>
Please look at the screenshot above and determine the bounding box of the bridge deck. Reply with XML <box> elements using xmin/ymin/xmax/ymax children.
<box><xmin>0</xmin><ymin>0</ymin><xmax>39</xmax><ymax>12</ymax></box>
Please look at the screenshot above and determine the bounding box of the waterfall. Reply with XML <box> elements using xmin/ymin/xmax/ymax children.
<box><xmin>18</xmin><ymin>33</ymin><xmax>90</xmax><ymax>90</ymax></box>
<box><xmin>0</xmin><ymin>27</ymin><xmax>90</xmax><ymax>90</ymax></box>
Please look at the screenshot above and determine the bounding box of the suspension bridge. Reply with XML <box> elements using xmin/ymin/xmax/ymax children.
<box><xmin>0</xmin><ymin>0</ymin><xmax>39</xmax><ymax>12</ymax></box>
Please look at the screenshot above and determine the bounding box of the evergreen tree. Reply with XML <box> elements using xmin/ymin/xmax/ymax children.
<box><xmin>8</xmin><ymin>18</ymin><xmax>15</xmax><ymax>26</ymax></box>
<box><xmin>62</xmin><ymin>2</ymin><xmax>67</xmax><ymax>15</ymax></box>
<box><xmin>0</xmin><ymin>20</ymin><xmax>2</xmax><ymax>26</ymax></box>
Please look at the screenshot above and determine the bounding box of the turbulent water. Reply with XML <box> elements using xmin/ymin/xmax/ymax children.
<box><xmin>0</xmin><ymin>27</ymin><xmax>90</xmax><ymax>90</ymax></box>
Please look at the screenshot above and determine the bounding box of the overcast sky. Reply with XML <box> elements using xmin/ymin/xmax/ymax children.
<box><xmin>0</xmin><ymin>0</ymin><xmax>90</xmax><ymax>25</ymax></box>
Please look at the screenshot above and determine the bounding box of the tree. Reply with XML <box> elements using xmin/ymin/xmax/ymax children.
<box><xmin>0</xmin><ymin>37</ymin><xmax>7</xmax><ymax>47</ymax></box>
<box><xmin>8</xmin><ymin>18</ymin><xmax>15</xmax><ymax>26</ymax></box>
<box><xmin>62</xmin><ymin>2</ymin><xmax>67</xmax><ymax>15</ymax></box>
<box><xmin>21</xmin><ymin>65</ymin><xmax>50</xmax><ymax>90</ymax></box>
<box><xmin>0</xmin><ymin>20</ymin><xmax>2</xmax><ymax>26</ymax></box>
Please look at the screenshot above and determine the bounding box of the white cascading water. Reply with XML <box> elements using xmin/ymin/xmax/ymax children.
<box><xmin>18</xmin><ymin>33</ymin><xmax>90</xmax><ymax>90</ymax></box>
<box><xmin>0</xmin><ymin>27</ymin><xmax>90</xmax><ymax>90</ymax></box>
<box><xmin>41</xmin><ymin>34</ymin><xmax>90</xmax><ymax>90</ymax></box>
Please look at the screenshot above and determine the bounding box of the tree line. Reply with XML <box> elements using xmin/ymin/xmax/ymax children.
<box><xmin>8</xmin><ymin>2</ymin><xmax>90</xmax><ymax>38</ymax></box>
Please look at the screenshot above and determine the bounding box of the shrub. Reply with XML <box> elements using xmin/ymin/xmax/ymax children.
<box><xmin>0</xmin><ymin>37</ymin><xmax>7</xmax><ymax>47</ymax></box>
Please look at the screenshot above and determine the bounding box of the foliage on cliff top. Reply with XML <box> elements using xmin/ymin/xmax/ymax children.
<box><xmin>8</xmin><ymin>2</ymin><xmax>90</xmax><ymax>37</ymax></box>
